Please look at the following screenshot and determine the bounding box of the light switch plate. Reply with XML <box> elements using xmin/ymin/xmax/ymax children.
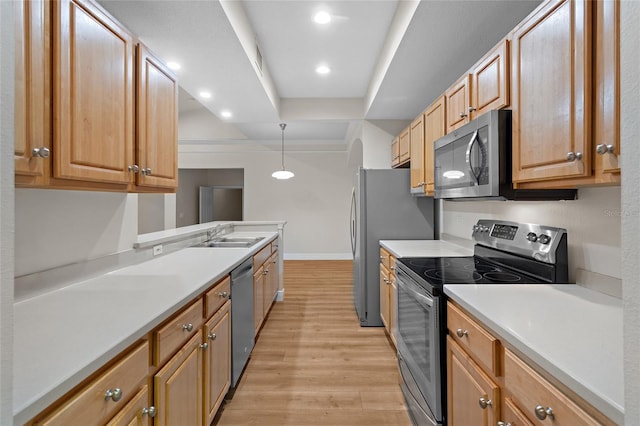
<box><xmin>153</xmin><ymin>245</ymin><xmax>163</xmax><ymax>256</ymax></box>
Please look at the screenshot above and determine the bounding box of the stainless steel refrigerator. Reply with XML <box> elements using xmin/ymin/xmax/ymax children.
<box><xmin>350</xmin><ymin>168</ymin><xmax>435</xmax><ymax>326</ymax></box>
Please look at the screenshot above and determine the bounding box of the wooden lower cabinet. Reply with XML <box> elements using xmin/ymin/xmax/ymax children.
<box><xmin>447</xmin><ymin>336</ymin><xmax>500</xmax><ymax>426</ymax></box>
<box><xmin>389</xmin><ymin>272</ymin><xmax>398</xmax><ymax>347</ymax></box>
<box><xmin>154</xmin><ymin>331</ymin><xmax>204</xmax><ymax>426</ymax></box>
<box><xmin>379</xmin><ymin>263</ymin><xmax>390</xmax><ymax>330</ymax></box>
<box><xmin>106</xmin><ymin>385</ymin><xmax>153</xmax><ymax>426</ymax></box>
<box><xmin>254</xmin><ymin>265</ymin><xmax>265</xmax><ymax>335</ymax></box>
<box><xmin>204</xmin><ymin>301</ymin><xmax>231</xmax><ymax>425</ymax></box>
<box><xmin>447</xmin><ymin>302</ymin><xmax>616</xmax><ymax>426</ymax></box>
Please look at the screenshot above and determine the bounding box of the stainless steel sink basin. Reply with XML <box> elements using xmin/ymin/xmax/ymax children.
<box><xmin>194</xmin><ymin>236</ymin><xmax>265</xmax><ymax>248</ymax></box>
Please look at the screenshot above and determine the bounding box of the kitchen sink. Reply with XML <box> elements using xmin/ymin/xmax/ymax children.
<box><xmin>194</xmin><ymin>236</ymin><xmax>265</xmax><ymax>248</ymax></box>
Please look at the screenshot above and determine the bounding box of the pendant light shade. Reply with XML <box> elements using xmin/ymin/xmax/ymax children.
<box><xmin>272</xmin><ymin>123</ymin><xmax>294</xmax><ymax>180</ymax></box>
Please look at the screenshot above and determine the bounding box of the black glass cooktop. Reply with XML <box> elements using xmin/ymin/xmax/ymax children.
<box><xmin>398</xmin><ymin>256</ymin><xmax>544</xmax><ymax>287</ymax></box>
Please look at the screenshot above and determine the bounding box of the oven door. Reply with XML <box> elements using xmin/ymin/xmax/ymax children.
<box><xmin>395</xmin><ymin>266</ymin><xmax>443</xmax><ymax>424</ymax></box>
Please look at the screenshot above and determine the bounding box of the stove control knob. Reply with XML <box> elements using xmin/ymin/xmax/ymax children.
<box><xmin>526</xmin><ymin>232</ymin><xmax>538</xmax><ymax>242</ymax></box>
<box><xmin>538</xmin><ymin>234</ymin><xmax>551</xmax><ymax>244</ymax></box>
<box><xmin>482</xmin><ymin>226</ymin><xmax>490</xmax><ymax>233</ymax></box>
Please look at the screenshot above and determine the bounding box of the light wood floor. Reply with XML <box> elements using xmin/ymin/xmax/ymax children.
<box><xmin>216</xmin><ymin>260</ymin><xmax>412</xmax><ymax>425</ymax></box>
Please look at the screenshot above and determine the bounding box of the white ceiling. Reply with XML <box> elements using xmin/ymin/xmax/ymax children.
<box><xmin>99</xmin><ymin>0</ymin><xmax>542</xmax><ymax>145</ymax></box>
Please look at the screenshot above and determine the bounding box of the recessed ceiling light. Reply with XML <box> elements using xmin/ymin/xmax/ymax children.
<box><xmin>313</xmin><ymin>11</ymin><xmax>331</xmax><ymax>24</ymax></box>
<box><xmin>220</xmin><ymin>110</ymin><xmax>232</xmax><ymax>119</ymax></box>
<box><xmin>199</xmin><ymin>91</ymin><xmax>212</xmax><ymax>99</ymax></box>
<box><xmin>166</xmin><ymin>61</ymin><xmax>181</xmax><ymax>71</ymax></box>
<box><xmin>316</xmin><ymin>65</ymin><xmax>331</xmax><ymax>75</ymax></box>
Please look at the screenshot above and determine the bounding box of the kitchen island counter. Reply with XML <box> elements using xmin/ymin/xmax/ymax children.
<box><xmin>13</xmin><ymin>231</ymin><xmax>278</xmax><ymax>424</ymax></box>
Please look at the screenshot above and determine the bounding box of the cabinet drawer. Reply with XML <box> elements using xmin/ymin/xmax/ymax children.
<box><xmin>154</xmin><ymin>298</ymin><xmax>203</xmax><ymax>365</ymax></box>
<box><xmin>37</xmin><ymin>340</ymin><xmax>149</xmax><ymax>425</ymax></box>
<box><xmin>205</xmin><ymin>276</ymin><xmax>231</xmax><ymax>318</ymax></box>
<box><xmin>389</xmin><ymin>255</ymin><xmax>397</xmax><ymax>275</ymax></box>
<box><xmin>504</xmin><ymin>349</ymin><xmax>601</xmax><ymax>426</ymax></box>
<box><xmin>379</xmin><ymin>248</ymin><xmax>390</xmax><ymax>270</ymax></box>
<box><xmin>447</xmin><ymin>302</ymin><xmax>501</xmax><ymax>375</ymax></box>
<box><xmin>253</xmin><ymin>244</ymin><xmax>272</xmax><ymax>270</ymax></box>
<box><xmin>105</xmin><ymin>384</ymin><xmax>152</xmax><ymax>426</ymax></box>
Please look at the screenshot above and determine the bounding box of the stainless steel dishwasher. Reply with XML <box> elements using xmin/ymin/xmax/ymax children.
<box><xmin>230</xmin><ymin>257</ymin><xmax>254</xmax><ymax>390</ymax></box>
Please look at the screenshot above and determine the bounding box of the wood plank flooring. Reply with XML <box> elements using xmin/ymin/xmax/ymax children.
<box><xmin>216</xmin><ymin>260</ymin><xmax>412</xmax><ymax>425</ymax></box>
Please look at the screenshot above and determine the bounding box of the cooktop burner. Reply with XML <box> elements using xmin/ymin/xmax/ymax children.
<box><xmin>399</xmin><ymin>256</ymin><xmax>542</xmax><ymax>286</ymax></box>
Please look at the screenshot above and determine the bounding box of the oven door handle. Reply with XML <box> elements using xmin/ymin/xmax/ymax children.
<box><xmin>396</xmin><ymin>269</ymin><xmax>433</xmax><ymax>308</ymax></box>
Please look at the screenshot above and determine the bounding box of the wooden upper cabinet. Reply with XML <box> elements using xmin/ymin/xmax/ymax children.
<box><xmin>391</xmin><ymin>137</ymin><xmax>400</xmax><ymax>167</ymax></box>
<box><xmin>53</xmin><ymin>0</ymin><xmax>134</xmax><ymax>185</ymax></box>
<box><xmin>398</xmin><ymin>126</ymin><xmax>411</xmax><ymax>164</ymax></box>
<box><xmin>510</xmin><ymin>0</ymin><xmax>592</xmax><ymax>184</ymax></box>
<box><xmin>445</xmin><ymin>74</ymin><xmax>471</xmax><ymax>133</ymax></box>
<box><xmin>410</xmin><ymin>114</ymin><xmax>425</xmax><ymax>192</ymax></box>
<box><xmin>15</xmin><ymin>0</ymin><xmax>50</xmax><ymax>186</ymax></box>
<box><xmin>470</xmin><ymin>39</ymin><xmax>509</xmax><ymax>119</ymax></box>
<box><xmin>136</xmin><ymin>44</ymin><xmax>178</xmax><ymax>189</ymax></box>
<box><xmin>424</xmin><ymin>96</ymin><xmax>446</xmax><ymax>195</ymax></box>
<box><xmin>593</xmin><ymin>0</ymin><xmax>620</xmax><ymax>183</ymax></box>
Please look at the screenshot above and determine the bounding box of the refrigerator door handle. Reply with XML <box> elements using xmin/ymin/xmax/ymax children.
<box><xmin>350</xmin><ymin>187</ymin><xmax>357</xmax><ymax>256</ymax></box>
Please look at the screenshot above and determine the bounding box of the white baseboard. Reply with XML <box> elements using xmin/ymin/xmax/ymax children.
<box><xmin>283</xmin><ymin>253</ymin><xmax>353</xmax><ymax>261</ymax></box>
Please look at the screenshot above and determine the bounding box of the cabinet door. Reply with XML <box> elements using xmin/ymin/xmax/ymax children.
<box><xmin>253</xmin><ymin>266</ymin><xmax>264</xmax><ymax>335</ymax></box>
<box><xmin>511</xmin><ymin>0</ymin><xmax>592</xmax><ymax>183</ymax></box>
<box><xmin>136</xmin><ymin>44</ymin><xmax>178</xmax><ymax>189</ymax></box>
<box><xmin>447</xmin><ymin>336</ymin><xmax>499</xmax><ymax>426</ymax></box>
<box><xmin>270</xmin><ymin>251</ymin><xmax>280</xmax><ymax>302</ymax></box>
<box><xmin>471</xmin><ymin>39</ymin><xmax>509</xmax><ymax>118</ymax></box>
<box><xmin>204</xmin><ymin>302</ymin><xmax>231</xmax><ymax>425</ymax></box>
<box><xmin>391</xmin><ymin>137</ymin><xmax>400</xmax><ymax>167</ymax></box>
<box><xmin>262</xmin><ymin>264</ymin><xmax>272</xmax><ymax>316</ymax></box>
<box><xmin>445</xmin><ymin>74</ymin><xmax>471</xmax><ymax>133</ymax></box>
<box><xmin>154</xmin><ymin>331</ymin><xmax>203</xmax><ymax>426</ymax></box>
<box><xmin>410</xmin><ymin>114</ymin><xmax>425</xmax><ymax>192</ymax></box>
<box><xmin>398</xmin><ymin>127</ymin><xmax>410</xmax><ymax>164</ymax></box>
<box><xmin>389</xmin><ymin>272</ymin><xmax>398</xmax><ymax>348</ymax></box>
<box><xmin>53</xmin><ymin>0</ymin><xmax>134</xmax><ymax>185</ymax></box>
<box><xmin>424</xmin><ymin>96</ymin><xmax>446</xmax><ymax>194</ymax></box>
<box><xmin>15</xmin><ymin>0</ymin><xmax>50</xmax><ymax>185</ymax></box>
<box><xmin>106</xmin><ymin>385</ymin><xmax>153</xmax><ymax>426</ymax></box>
<box><xmin>379</xmin><ymin>264</ymin><xmax>390</xmax><ymax>331</ymax></box>
<box><xmin>593</xmin><ymin>0</ymin><xmax>620</xmax><ymax>182</ymax></box>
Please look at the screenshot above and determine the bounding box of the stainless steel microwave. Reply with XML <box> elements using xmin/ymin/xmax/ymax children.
<box><xmin>433</xmin><ymin>110</ymin><xmax>577</xmax><ymax>201</ymax></box>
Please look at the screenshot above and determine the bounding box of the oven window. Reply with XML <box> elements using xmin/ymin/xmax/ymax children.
<box><xmin>398</xmin><ymin>283</ymin><xmax>432</xmax><ymax>382</ymax></box>
<box><xmin>435</xmin><ymin>125</ymin><xmax>489</xmax><ymax>190</ymax></box>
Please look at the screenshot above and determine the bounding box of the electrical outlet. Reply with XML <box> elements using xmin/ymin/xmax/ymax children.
<box><xmin>153</xmin><ymin>245</ymin><xmax>163</xmax><ymax>256</ymax></box>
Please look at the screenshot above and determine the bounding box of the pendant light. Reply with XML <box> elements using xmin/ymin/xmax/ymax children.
<box><xmin>272</xmin><ymin>123</ymin><xmax>294</xmax><ymax>180</ymax></box>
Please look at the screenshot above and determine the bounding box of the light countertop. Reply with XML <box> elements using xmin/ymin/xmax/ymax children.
<box><xmin>13</xmin><ymin>231</ymin><xmax>278</xmax><ymax>424</ymax></box>
<box><xmin>444</xmin><ymin>284</ymin><xmax>623</xmax><ymax>424</ymax></box>
<box><xmin>379</xmin><ymin>239</ymin><xmax>473</xmax><ymax>258</ymax></box>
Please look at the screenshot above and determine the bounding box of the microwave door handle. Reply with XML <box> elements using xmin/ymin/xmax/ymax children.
<box><xmin>465</xmin><ymin>130</ymin><xmax>481</xmax><ymax>184</ymax></box>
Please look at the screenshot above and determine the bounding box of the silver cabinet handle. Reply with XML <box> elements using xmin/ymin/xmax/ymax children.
<box><xmin>128</xmin><ymin>164</ymin><xmax>139</xmax><ymax>173</ymax></box>
<box><xmin>459</xmin><ymin>112</ymin><xmax>468</xmax><ymax>118</ymax></box>
<box><xmin>142</xmin><ymin>406</ymin><xmax>156</xmax><ymax>417</ymax></box>
<box><xmin>141</xmin><ymin>168</ymin><xmax>152</xmax><ymax>175</ymax></box>
<box><xmin>263</xmin><ymin>269</ymin><xmax>269</xmax><ymax>275</ymax></box>
<box><xmin>478</xmin><ymin>397</ymin><xmax>492</xmax><ymax>409</ymax></box>
<box><xmin>208</xmin><ymin>333</ymin><xmax>217</xmax><ymax>340</ymax></box>
<box><xmin>390</xmin><ymin>266</ymin><xmax>395</xmax><ymax>270</ymax></box>
<box><xmin>104</xmin><ymin>388</ymin><xmax>123</xmax><ymax>402</ymax></box>
<box><xmin>596</xmin><ymin>144</ymin><xmax>615</xmax><ymax>155</ymax></box>
<box><xmin>497</xmin><ymin>422</ymin><xmax>512</xmax><ymax>426</ymax></box>
<box><xmin>182</xmin><ymin>323</ymin><xmax>193</xmax><ymax>332</ymax></box>
<box><xmin>218</xmin><ymin>291</ymin><xmax>228</xmax><ymax>299</ymax></box>
<box><xmin>535</xmin><ymin>405</ymin><xmax>554</xmax><ymax>420</ymax></box>
<box><xmin>32</xmin><ymin>147</ymin><xmax>50</xmax><ymax>158</ymax></box>
<box><xmin>456</xmin><ymin>328</ymin><xmax>469</xmax><ymax>338</ymax></box>
<box><xmin>468</xmin><ymin>106</ymin><xmax>476</xmax><ymax>113</ymax></box>
<box><xmin>566</xmin><ymin>152</ymin><xmax>583</xmax><ymax>162</ymax></box>
<box><xmin>200</xmin><ymin>342</ymin><xmax>208</xmax><ymax>350</ymax></box>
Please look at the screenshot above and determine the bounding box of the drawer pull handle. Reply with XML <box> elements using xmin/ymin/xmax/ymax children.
<box><xmin>200</xmin><ymin>342</ymin><xmax>209</xmax><ymax>350</ymax></box>
<box><xmin>497</xmin><ymin>422</ymin><xmax>512</xmax><ymax>426</ymax></box>
<box><xmin>32</xmin><ymin>147</ymin><xmax>50</xmax><ymax>158</ymax></box>
<box><xmin>182</xmin><ymin>323</ymin><xmax>194</xmax><ymax>332</ymax></box>
<box><xmin>478</xmin><ymin>397</ymin><xmax>492</xmax><ymax>409</ymax></box>
<box><xmin>596</xmin><ymin>144</ymin><xmax>615</xmax><ymax>155</ymax></box>
<box><xmin>208</xmin><ymin>333</ymin><xmax>217</xmax><ymax>340</ymax></box>
<box><xmin>142</xmin><ymin>406</ymin><xmax>156</xmax><ymax>417</ymax></box>
<box><xmin>218</xmin><ymin>291</ymin><xmax>228</xmax><ymax>299</ymax></box>
<box><xmin>535</xmin><ymin>405</ymin><xmax>554</xmax><ymax>420</ymax></box>
<box><xmin>456</xmin><ymin>328</ymin><xmax>468</xmax><ymax>338</ymax></box>
<box><xmin>104</xmin><ymin>388</ymin><xmax>123</xmax><ymax>402</ymax></box>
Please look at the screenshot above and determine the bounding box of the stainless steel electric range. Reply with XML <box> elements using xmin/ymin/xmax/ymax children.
<box><xmin>395</xmin><ymin>219</ymin><xmax>568</xmax><ymax>426</ymax></box>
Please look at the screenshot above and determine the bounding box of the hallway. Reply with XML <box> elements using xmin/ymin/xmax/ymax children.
<box><xmin>216</xmin><ymin>260</ymin><xmax>412</xmax><ymax>425</ymax></box>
